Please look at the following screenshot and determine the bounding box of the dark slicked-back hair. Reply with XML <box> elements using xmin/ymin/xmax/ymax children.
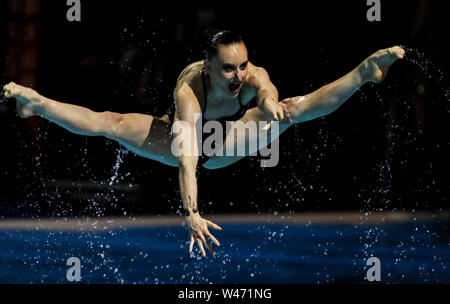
<box><xmin>202</xmin><ymin>29</ymin><xmax>245</xmax><ymax>61</ymax></box>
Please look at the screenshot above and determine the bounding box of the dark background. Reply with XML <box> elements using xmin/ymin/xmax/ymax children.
<box><xmin>0</xmin><ymin>0</ymin><xmax>449</xmax><ymax>218</ymax></box>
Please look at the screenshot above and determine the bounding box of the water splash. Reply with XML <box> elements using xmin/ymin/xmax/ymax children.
<box><xmin>403</xmin><ymin>46</ymin><xmax>450</xmax><ymax>102</ymax></box>
<box><xmin>403</xmin><ymin>47</ymin><xmax>445</xmax><ymax>84</ymax></box>
<box><xmin>109</xmin><ymin>147</ymin><xmax>129</xmax><ymax>186</ymax></box>
<box><xmin>0</xmin><ymin>88</ymin><xmax>5</xmax><ymax>103</ymax></box>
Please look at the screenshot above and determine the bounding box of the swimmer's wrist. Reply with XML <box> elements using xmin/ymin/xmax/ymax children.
<box><xmin>261</xmin><ymin>97</ymin><xmax>276</xmax><ymax>106</ymax></box>
<box><xmin>258</xmin><ymin>98</ymin><xmax>276</xmax><ymax>115</ymax></box>
<box><xmin>183</xmin><ymin>207</ymin><xmax>198</xmax><ymax>217</ymax></box>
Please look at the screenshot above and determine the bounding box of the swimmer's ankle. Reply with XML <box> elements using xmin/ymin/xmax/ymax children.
<box><xmin>358</xmin><ymin>60</ymin><xmax>375</xmax><ymax>85</ymax></box>
<box><xmin>30</xmin><ymin>98</ymin><xmax>48</xmax><ymax>117</ymax></box>
<box><xmin>17</xmin><ymin>92</ymin><xmax>46</xmax><ymax>118</ymax></box>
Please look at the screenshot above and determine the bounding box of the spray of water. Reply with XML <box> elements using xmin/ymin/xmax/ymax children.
<box><xmin>403</xmin><ymin>46</ymin><xmax>450</xmax><ymax>102</ymax></box>
<box><xmin>109</xmin><ymin>147</ymin><xmax>129</xmax><ymax>186</ymax></box>
<box><xmin>354</xmin><ymin>46</ymin><xmax>450</xmax><ymax>282</ymax></box>
<box><xmin>0</xmin><ymin>88</ymin><xmax>5</xmax><ymax>103</ymax></box>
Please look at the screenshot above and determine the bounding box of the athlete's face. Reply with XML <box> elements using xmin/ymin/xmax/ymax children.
<box><xmin>205</xmin><ymin>42</ymin><xmax>249</xmax><ymax>98</ymax></box>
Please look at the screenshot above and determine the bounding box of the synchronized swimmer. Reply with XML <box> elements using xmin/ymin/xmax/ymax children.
<box><xmin>2</xmin><ymin>30</ymin><xmax>405</xmax><ymax>256</ymax></box>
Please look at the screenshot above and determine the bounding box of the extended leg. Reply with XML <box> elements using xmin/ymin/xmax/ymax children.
<box><xmin>204</xmin><ymin>46</ymin><xmax>405</xmax><ymax>169</ymax></box>
<box><xmin>284</xmin><ymin>46</ymin><xmax>405</xmax><ymax>124</ymax></box>
<box><xmin>2</xmin><ymin>82</ymin><xmax>178</xmax><ymax>166</ymax></box>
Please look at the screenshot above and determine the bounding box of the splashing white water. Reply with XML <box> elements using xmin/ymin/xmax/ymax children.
<box><xmin>109</xmin><ymin>147</ymin><xmax>129</xmax><ymax>186</ymax></box>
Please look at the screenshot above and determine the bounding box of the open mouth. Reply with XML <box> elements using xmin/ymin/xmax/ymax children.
<box><xmin>228</xmin><ymin>82</ymin><xmax>241</xmax><ymax>94</ymax></box>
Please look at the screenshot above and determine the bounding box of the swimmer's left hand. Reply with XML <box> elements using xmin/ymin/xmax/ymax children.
<box><xmin>186</xmin><ymin>212</ymin><xmax>222</xmax><ymax>257</ymax></box>
<box><xmin>261</xmin><ymin>98</ymin><xmax>293</xmax><ymax>124</ymax></box>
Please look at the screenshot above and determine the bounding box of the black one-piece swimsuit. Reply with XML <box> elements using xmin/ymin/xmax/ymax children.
<box><xmin>167</xmin><ymin>69</ymin><xmax>252</xmax><ymax>166</ymax></box>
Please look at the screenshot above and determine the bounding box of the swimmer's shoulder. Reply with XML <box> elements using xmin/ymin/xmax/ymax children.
<box><xmin>243</xmin><ymin>62</ymin><xmax>272</xmax><ymax>94</ymax></box>
<box><xmin>245</xmin><ymin>62</ymin><xmax>270</xmax><ymax>86</ymax></box>
<box><xmin>174</xmin><ymin>61</ymin><xmax>203</xmax><ymax>95</ymax></box>
<box><xmin>173</xmin><ymin>61</ymin><xmax>204</xmax><ymax>111</ymax></box>
<box><xmin>175</xmin><ymin>61</ymin><xmax>203</xmax><ymax>86</ymax></box>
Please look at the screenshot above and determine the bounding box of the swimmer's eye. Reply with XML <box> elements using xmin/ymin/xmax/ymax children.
<box><xmin>222</xmin><ymin>64</ymin><xmax>235</xmax><ymax>72</ymax></box>
<box><xmin>240</xmin><ymin>62</ymin><xmax>248</xmax><ymax>70</ymax></box>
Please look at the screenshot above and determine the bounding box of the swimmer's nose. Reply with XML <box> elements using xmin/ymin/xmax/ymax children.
<box><xmin>235</xmin><ymin>71</ymin><xmax>244</xmax><ymax>82</ymax></box>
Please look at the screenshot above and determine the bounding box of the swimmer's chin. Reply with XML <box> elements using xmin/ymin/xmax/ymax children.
<box><xmin>228</xmin><ymin>87</ymin><xmax>241</xmax><ymax>97</ymax></box>
<box><xmin>230</xmin><ymin>90</ymin><xmax>240</xmax><ymax>96</ymax></box>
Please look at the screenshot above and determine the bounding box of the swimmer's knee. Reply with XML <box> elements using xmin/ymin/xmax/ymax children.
<box><xmin>280</xmin><ymin>96</ymin><xmax>306</xmax><ymax>124</ymax></box>
<box><xmin>100</xmin><ymin>111</ymin><xmax>125</xmax><ymax>138</ymax></box>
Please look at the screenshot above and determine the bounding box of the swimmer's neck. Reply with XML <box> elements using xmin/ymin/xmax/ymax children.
<box><xmin>206</xmin><ymin>80</ymin><xmax>240</xmax><ymax>106</ymax></box>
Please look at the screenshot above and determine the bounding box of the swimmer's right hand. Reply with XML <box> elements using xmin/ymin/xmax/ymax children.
<box><xmin>185</xmin><ymin>212</ymin><xmax>222</xmax><ymax>257</ymax></box>
<box><xmin>261</xmin><ymin>98</ymin><xmax>293</xmax><ymax>124</ymax></box>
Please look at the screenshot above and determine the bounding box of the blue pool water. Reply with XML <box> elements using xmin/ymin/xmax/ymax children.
<box><xmin>0</xmin><ymin>220</ymin><xmax>449</xmax><ymax>283</ymax></box>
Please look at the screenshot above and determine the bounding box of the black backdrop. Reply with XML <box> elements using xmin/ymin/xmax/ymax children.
<box><xmin>0</xmin><ymin>0</ymin><xmax>449</xmax><ymax>217</ymax></box>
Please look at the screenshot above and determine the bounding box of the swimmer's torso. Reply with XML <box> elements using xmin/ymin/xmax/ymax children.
<box><xmin>173</xmin><ymin>61</ymin><xmax>259</xmax><ymax>121</ymax></box>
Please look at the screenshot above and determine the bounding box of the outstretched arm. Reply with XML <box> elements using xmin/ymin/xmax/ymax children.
<box><xmin>253</xmin><ymin>66</ymin><xmax>292</xmax><ymax>123</ymax></box>
<box><xmin>285</xmin><ymin>46</ymin><xmax>405</xmax><ymax>123</ymax></box>
<box><xmin>174</xmin><ymin>84</ymin><xmax>222</xmax><ymax>257</ymax></box>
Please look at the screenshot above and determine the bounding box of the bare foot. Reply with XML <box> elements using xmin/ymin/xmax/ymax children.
<box><xmin>2</xmin><ymin>82</ymin><xmax>44</xmax><ymax>118</ymax></box>
<box><xmin>360</xmin><ymin>46</ymin><xmax>405</xmax><ymax>83</ymax></box>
